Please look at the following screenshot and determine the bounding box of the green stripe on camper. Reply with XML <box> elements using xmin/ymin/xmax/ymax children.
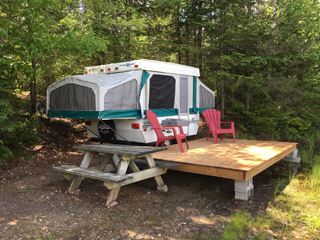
<box><xmin>47</xmin><ymin>110</ymin><xmax>100</xmax><ymax>119</ymax></box>
<box><xmin>144</xmin><ymin>109</ymin><xmax>179</xmax><ymax>117</ymax></box>
<box><xmin>99</xmin><ymin>110</ymin><xmax>142</xmax><ymax>119</ymax></box>
<box><xmin>193</xmin><ymin>76</ymin><xmax>197</xmax><ymax>113</ymax></box>
<box><xmin>48</xmin><ymin>110</ymin><xmax>142</xmax><ymax>119</ymax></box>
<box><xmin>189</xmin><ymin>107</ymin><xmax>215</xmax><ymax>114</ymax></box>
<box><xmin>141</xmin><ymin>70</ymin><xmax>150</xmax><ymax>90</ymax></box>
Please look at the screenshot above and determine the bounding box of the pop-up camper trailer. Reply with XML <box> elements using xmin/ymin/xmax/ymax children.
<box><xmin>47</xmin><ymin>59</ymin><xmax>215</xmax><ymax>144</ymax></box>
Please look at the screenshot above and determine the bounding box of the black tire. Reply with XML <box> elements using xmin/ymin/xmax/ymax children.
<box><xmin>98</xmin><ymin>120</ymin><xmax>115</xmax><ymax>141</ymax></box>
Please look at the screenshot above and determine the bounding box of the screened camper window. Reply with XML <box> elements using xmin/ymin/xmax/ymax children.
<box><xmin>104</xmin><ymin>80</ymin><xmax>137</xmax><ymax>110</ymax></box>
<box><xmin>50</xmin><ymin>84</ymin><xmax>95</xmax><ymax>111</ymax></box>
<box><xmin>199</xmin><ymin>85</ymin><xmax>214</xmax><ymax>108</ymax></box>
<box><xmin>149</xmin><ymin>74</ymin><xmax>175</xmax><ymax>109</ymax></box>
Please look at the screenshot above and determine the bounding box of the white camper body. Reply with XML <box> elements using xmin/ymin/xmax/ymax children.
<box><xmin>47</xmin><ymin>59</ymin><xmax>215</xmax><ymax>144</ymax></box>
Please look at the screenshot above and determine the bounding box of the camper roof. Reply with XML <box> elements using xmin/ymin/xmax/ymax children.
<box><xmin>83</xmin><ymin>59</ymin><xmax>200</xmax><ymax>77</ymax></box>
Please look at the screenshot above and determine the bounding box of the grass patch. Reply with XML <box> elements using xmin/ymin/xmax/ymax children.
<box><xmin>266</xmin><ymin>171</ymin><xmax>320</xmax><ymax>239</ymax></box>
<box><xmin>220</xmin><ymin>210</ymin><xmax>273</xmax><ymax>240</ymax></box>
<box><xmin>194</xmin><ymin>196</ymin><xmax>206</xmax><ymax>209</ymax></box>
<box><xmin>220</xmin><ymin>130</ymin><xmax>320</xmax><ymax>239</ymax></box>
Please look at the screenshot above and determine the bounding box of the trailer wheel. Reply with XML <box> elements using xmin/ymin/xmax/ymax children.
<box><xmin>98</xmin><ymin>120</ymin><xmax>115</xmax><ymax>141</ymax></box>
<box><xmin>163</xmin><ymin>140</ymin><xmax>171</xmax><ymax>146</ymax></box>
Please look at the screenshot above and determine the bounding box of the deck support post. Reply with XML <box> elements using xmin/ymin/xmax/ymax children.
<box><xmin>234</xmin><ymin>178</ymin><xmax>254</xmax><ymax>200</ymax></box>
<box><xmin>282</xmin><ymin>149</ymin><xmax>301</xmax><ymax>174</ymax></box>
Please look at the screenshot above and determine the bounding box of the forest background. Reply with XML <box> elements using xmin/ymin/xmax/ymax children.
<box><xmin>0</xmin><ymin>0</ymin><xmax>320</xmax><ymax>165</ymax></box>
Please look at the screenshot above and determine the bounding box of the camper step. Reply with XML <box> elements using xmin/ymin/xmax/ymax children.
<box><xmin>52</xmin><ymin>165</ymin><xmax>132</xmax><ymax>183</ymax></box>
<box><xmin>133</xmin><ymin>159</ymin><xmax>180</xmax><ymax>169</ymax></box>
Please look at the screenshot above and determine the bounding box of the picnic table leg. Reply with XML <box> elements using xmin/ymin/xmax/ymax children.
<box><xmin>145</xmin><ymin>155</ymin><xmax>168</xmax><ymax>193</ymax></box>
<box><xmin>106</xmin><ymin>159</ymin><xmax>130</xmax><ymax>206</ymax></box>
<box><xmin>100</xmin><ymin>153</ymin><xmax>113</xmax><ymax>171</ymax></box>
<box><xmin>129</xmin><ymin>159</ymin><xmax>140</xmax><ymax>172</ymax></box>
<box><xmin>112</xmin><ymin>154</ymin><xmax>121</xmax><ymax>168</ymax></box>
<box><xmin>68</xmin><ymin>151</ymin><xmax>94</xmax><ymax>193</ymax></box>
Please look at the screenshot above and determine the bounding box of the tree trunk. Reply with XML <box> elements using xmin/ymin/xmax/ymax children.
<box><xmin>221</xmin><ymin>75</ymin><xmax>225</xmax><ymax>119</ymax></box>
<box><xmin>45</xmin><ymin>73</ymin><xmax>48</xmax><ymax>90</ymax></box>
<box><xmin>30</xmin><ymin>58</ymin><xmax>37</xmax><ymax>115</ymax></box>
<box><xmin>126</xmin><ymin>27</ymin><xmax>131</xmax><ymax>61</ymax></box>
<box><xmin>246</xmin><ymin>91</ymin><xmax>250</xmax><ymax>111</ymax></box>
<box><xmin>246</xmin><ymin>1</ymin><xmax>252</xmax><ymax>112</ymax></box>
<box><xmin>199</xmin><ymin>26</ymin><xmax>202</xmax><ymax>73</ymax></box>
<box><xmin>220</xmin><ymin>42</ymin><xmax>225</xmax><ymax>119</ymax></box>
<box><xmin>125</xmin><ymin>0</ymin><xmax>131</xmax><ymax>61</ymax></box>
<box><xmin>220</xmin><ymin>7</ymin><xmax>225</xmax><ymax>119</ymax></box>
<box><xmin>185</xmin><ymin>17</ymin><xmax>190</xmax><ymax>66</ymax></box>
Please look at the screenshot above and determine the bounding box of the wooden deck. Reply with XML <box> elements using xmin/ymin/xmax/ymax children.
<box><xmin>153</xmin><ymin>138</ymin><xmax>297</xmax><ymax>181</ymax></box>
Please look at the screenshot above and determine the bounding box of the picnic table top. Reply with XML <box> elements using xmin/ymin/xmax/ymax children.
<box><xmin>73</xmin><ymin>144</ymin><xmax>167</xmax><ymax>157</ymax></box>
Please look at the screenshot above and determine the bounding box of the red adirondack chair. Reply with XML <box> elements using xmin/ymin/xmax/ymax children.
<box><xmin>202</xmin><ymin>109</ymin><xmax>236</xmax><ymax>144</ymax></box>
<box><xmin>146</xmin><ymin>110</ymin><xmax>189</xmax><ymax>153</ymax></box>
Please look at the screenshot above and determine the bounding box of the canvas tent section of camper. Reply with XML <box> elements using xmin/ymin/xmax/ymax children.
<box><xmin>47</xmin><ymin>59</ymin><xmax>215</xmax><ymax>121</ymax></box>
<box><xmin>47</xmin><ymin>71</ymin><xmax>143</xmax><ymax>119</ymax></box>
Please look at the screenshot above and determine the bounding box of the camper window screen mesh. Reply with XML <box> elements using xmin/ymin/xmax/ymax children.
<box><xmin>200</xmin><ymin>85</ymin><xmax>214</xmax><ymax>108</ymax></box>
<box><xmin>50</xmin><ymin>84</ymin><xmax>95</xmax><ymax>111</ymax></box>
<box><xmin>149</xmin><ymin>75</ymin><xmax>175</xmax><ymax>109</ymax></box>
<box><xmin>104</xmin><ymin>80</ymin><xmax>138</xmax><ymax>110</ymax></box>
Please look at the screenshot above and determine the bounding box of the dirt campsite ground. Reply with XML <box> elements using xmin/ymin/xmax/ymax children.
<box><xmin>0</xmin><ymin>118</ymin><xmax>289</xmax><ymax>239</ymax></box>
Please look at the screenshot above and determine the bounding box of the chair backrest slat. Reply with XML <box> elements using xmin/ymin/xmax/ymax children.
<box><xmin>146</xmin><ymin>110</ymin><xmax>165</xmax><ymax>138</ymax></box>
<box><xmin>203</xmin><ymin>109</ymin><xmax>222</xmax><ymax>131</ymax></box>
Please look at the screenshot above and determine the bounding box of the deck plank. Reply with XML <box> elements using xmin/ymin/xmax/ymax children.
<box><xmin>153</xmin><ymin>138</ymin><xmax>297</xmax><ymax>180</ymax></box>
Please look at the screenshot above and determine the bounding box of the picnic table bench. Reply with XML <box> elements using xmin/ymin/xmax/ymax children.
<box><xmin>52</xmin><ymin>144</ymin><xmax>180</xmax><ymax>206</ymax></box>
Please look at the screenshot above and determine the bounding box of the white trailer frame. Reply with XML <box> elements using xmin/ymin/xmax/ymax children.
<box><xmin>47</xmin><ymin>59</ymin><xmax>215</xmax><ymax>144</ymax></box>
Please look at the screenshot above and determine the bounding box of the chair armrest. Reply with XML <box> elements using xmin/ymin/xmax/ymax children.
<box><xmin>152</xmin><ymin>125</ymin><xmax>186</xmax><ymax>135</ymax></box>
<box><xmin>154</xmin><ymin>125</ymin><xmax>186</xmax><ymax>135</ymax></box>
<box><xmin>167</xmin><ymin>125</ymin><xmax>186</xmax><ymax>135</ymax></box>
<box><xmin>220</xmin><ymin>122</ymin><xmax>234</xmax><ymax>127</ymax></box>
<box><xmin>151</xmin><ymin>126</ymin><xmax>176</xmax><ymax>130</ymax></box>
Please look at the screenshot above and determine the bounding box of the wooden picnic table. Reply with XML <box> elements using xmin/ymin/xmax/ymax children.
<box><xmin>53</xmin><ymin>144</ymin><xmax>180</xmax><ymax>206</ymax></box>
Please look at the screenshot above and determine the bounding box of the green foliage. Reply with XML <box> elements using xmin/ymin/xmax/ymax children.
<box><xmin>0</xmin><ymin>113</ymin><xmax>40</xmax><ymax>166</ymax></box>
<box><xmin>0</xmin><ymin>0</ymin><xmax>108</xmax><ymax>113</ymax></box>
<box><xmin>3</xmin><ymin>115</ymin><xmax>40</xmax><ymax>149</ymax></box>
<box><xmin>0</xmin><ymin>0</ymin><xmax>320</xmax><ymax>164</ymax></box>
<box><xmin>0</xmin><ymin>58</ymin><xmax>39</xmax><ymax>165</ymax></box>
<box><xmin>203</xmin><ymin>0</ymin><xmax>320</xmax><ymax>141</ymax></box>
<box><xmin>0</xmin><ymin>146</ymin><xmax>14</xmax><ymax>165</ymax></box>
